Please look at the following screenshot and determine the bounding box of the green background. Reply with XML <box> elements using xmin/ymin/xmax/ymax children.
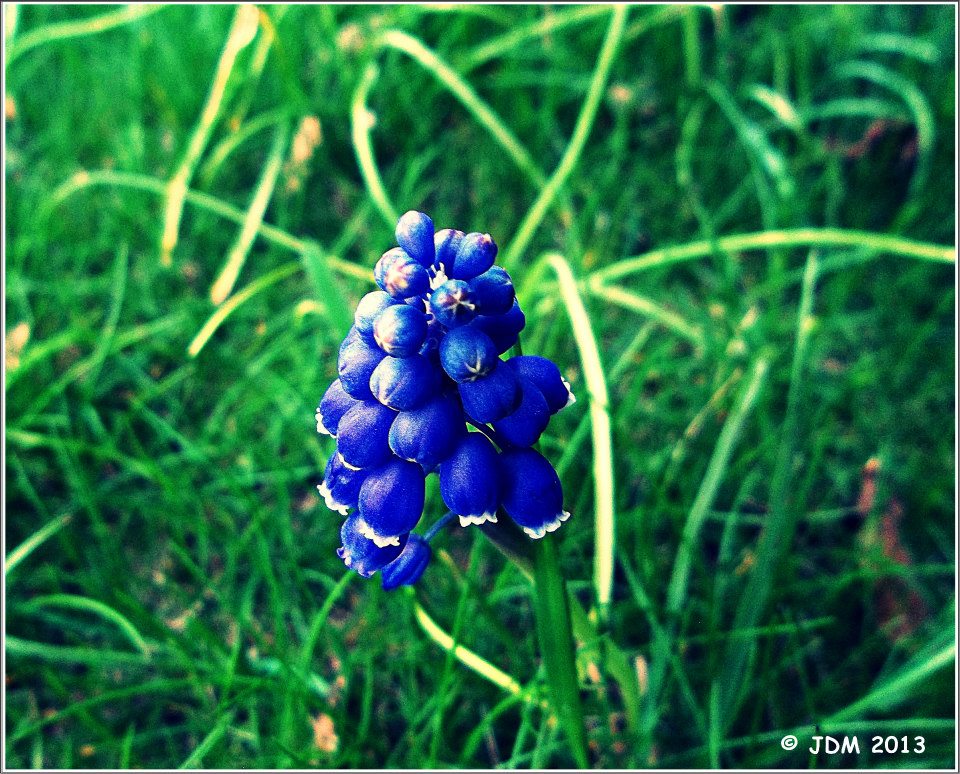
<box><xmin>5</xmin><ymin>3</ymin><xmax>956</xmax><ymax>769</ymax></box>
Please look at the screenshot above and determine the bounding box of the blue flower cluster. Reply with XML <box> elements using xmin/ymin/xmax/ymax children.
<box><xmin>316</xmin><ymin>211</ymin><xmax>575</xmax><ymax>588</ymax></box>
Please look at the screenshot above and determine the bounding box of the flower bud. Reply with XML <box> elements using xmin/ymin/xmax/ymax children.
<box><xmin>439</xmin><ymin>433</ymin><xmax>500</xmax><ymax>526</ymax></box>
<box><xmin>338</xmin><ymin>515</ymin><xmax>407</xmax><ymax>577</ymax></box>
<box><xmin>507</xmin><ymin>355</ymin><xmax>575</xmax><ymax>414</ymax></box>
<box><xmin>469</xmin><ymin>299</ymin><xmax>526</xmax><ymax>355</ymax></box>
<box><xmin>375</xmin><ymin>247</ymin><xmax>431</xmax><ymax>299</ymax></box>
<box><xmin>429</xmin><ymin>279</ymin><xmax>477</xmax><ymax>328</ymax></box>
<box><xmin>433</xmin><ymin>228</ymin><xmax>464</xmax><ymax>272</ymax></box>
<box><xmin>337</xmin><ymin>337</ymin><xmax>386</xmax><ymax>400</ymax></box>
<box><xmin>370</xmin><ymin>354</ymin><xmax>441</xmax><ymax>410</ymax></box>
<box><xmin>468</xmin><ymin>265</ymin><xmax>515</xmax><ymax>315</ymax></box>
<box><xmin>395</xmin><ymin>210</ymin><xmax>435</xmax><ymax>267</ymax></box>
<box><xmin>357</xmin><ymin>458</ymin><xmax>426</xmax><ymax>545</ymax></box>
<box><xmin>388</xmin><ymin>393</ymin><xmax>466</xmax><ymax>468</ymax></box>
<box><xmin>498</xmin><ymin>448</ymin><xmax>570</xmax><ymax>539</ymax></box>
<box><xmin>381</xmin><ymin>534</ymin><xmax>432</xmax><ymax>590</ymax></box>
<box><xmin>373</xmin><ymin>303</ymin><xmax>428</xmax><ymax>357</ymax></box>
<box><xmin>354</xmin><ymin>290</ymin><xmax>397</xmax><ymax>339</ymax></box>
<box><xmin>439</xmin><ymin>326</ymin><xmax>497</xmax><ymax>383</ymax></box>
<box><xmin>457</xmin><ymin>361</ymin><xmax>521</xmax><ymax>423</ymax></box>
<box><xmin>318</xmin><ymin>452</ymin><xmax>368</xmax><ymax>515</ymax></box>
<box><xmin>316</xmin><ymin>378</ymin><xmax>360</xmax><ymax>436</ymax></box>
<box><xmin>335</xmin><ymin>400</ymin><xmax>397</xmax><ymax>469</ymax></box>
<box><xmin>449</xmin><ymin>232</ymin><xmax>497</xmax><ymax>280</ymax></box>
<box><xmin>491</xmin><ymin>376</ymin><xmax>550</xmax><ymax>447</ymax></box>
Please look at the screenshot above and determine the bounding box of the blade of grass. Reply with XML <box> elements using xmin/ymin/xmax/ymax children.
<box><xmin>7</xmin><ymin>636</ymin><xmax>154</xmax><ymax>667</ymax></box>
<box><xmin>682</xmin><ymin>5</ymin><xmax>702</xmax><ymax>88</ymax></box>
<box><xmin>300</xmin><ymin>241</ymin><xmax>354</xmax><ymax>340</ymax></box>
<box><xmin>45</xmin><ymin>169</ymin><xmax>373</xmax><ymax>283</ymax></box>
<box><xmin>410</xmin><ymin>591</ymin><xmax>533</xmax><ymax>703</ymax></box>
<box><xmin>620</xmin><ymin>555</ymin><xmax>708</xmax><ymax>742</ymax></box>
<box><xmin>18</xmin><ymin>594</ymin><xmax>151</xmax><ymax>656</ymax></box>
<box><xmin>555</xmin><ymin>321</ymin><xmax>656</xmax><ymax>481</ymax></box>
<box><xmin>590</xmin><ymin>227</ymin><xmax>955</xmax><ymax>285</ymax></box>
<box><xmin>350</xmin><ymin>62</ymin><xmax>398</xmax><ymax>227</ymax></box>
<box><xmin>209</xmin><ymin>121</ymin><xmax>290</xmax><ymax>304</ymax></box>
<box><xmin>377</xmin><ymin>29</ymin><xmax>548</xmax><ymax>190</ymax></box>
<box><xmin>833</xmin><ymin>59</ymin><xmax>935</xmax><ymax>228</ymax></box>
<box><xmin>640</xmin><ymin>354</ymin><xmax>770</xmax><ymax>759</ymax></box>
<box><xmin>427</xmin><ymin>541</ymin><xmax>483</xmax><ymax>767</ymax></box>
<box><xmin>746</xmin><ymin>84</ymin><xmax>804</xmax><ymax>135</ymax></box>
<box><xmin>501</xmin><ymin>5</ymin><xmax>627</xmax><ymax>268</ymax></box>
<box><xmin>852</xmin><ymin>32</ymin><xmax>940</xmax><ymax>64</ymax></box>
<box><xmin>828</xmin><ymin>642</ymin><xmax>955</xmax><ymax>723</ymax></box>
<box><xmin>585</xmin><ymin>280</ymin><xmax>705</xmax><ymax>350</ymax></box>
<box><xmin>178</xmin><ymin>712</ymin><xmax>234</xmax><ymax>768</ymax></box>
<box><xmin>119</xmin><ymin>724</ymin><xmax>136</xmax><ymax>768</ymax></box>
<box><xmin>82</xmin><ymin>244</ymin><xmax>128</xmax><ymax>389</ymax></box>
<box><xmin>459</xmin><ymin>6</ymin><xmax>609</xmax><ymax>71</ymax></box>
<box><xmin>535</xmin><ymin>253</ymin><xmax>615</xmax><ymax>618</ymax></box>
<box><xmin>750</xmin><ymin>641</ymin><xmax>955</xmax><ymax>768</ymax></box>
<box><xmin>187</xmin><ymin>261</ymin><xmax>299</xmax><ymax>358</ymax></box>
<box><xmin>5</xmin><ymin>4</ymin><xmax>164</xmax><ymax>66</ymax></box>
<box><xmin>5</xmin><ymin>513</ymin><xmax>73</xmax><ymax>578</ymax></box>
<box><xmin>197</xmin><ymin>108</ymin><xmax>288</xmax><ymax>187</ymax></box>
<box><xmin>799</xmin><ymin>96</ymin><xmax>907</xmax><ymax>122</ymax></box>
<box><xmin>4</xmin><ymin>3</ymin><xmax>18</xmax><ymax>42</ymax></box>
<box><xmin>714</xmin><ymin>251</ymin><xmax>819</xmax><ymax>731</ymax></box>
<box><xmin>11</xmin><ymin>312</ymin><xmax>188</xmax><ymax>428</ymax></box>
<box><xmin>161</xmin><ymin>4</ymin><xmax>260</xmax><ymax>265</ymax></box>
<box><xmin>8</xmin><ymin>678</ymin><xmax>198</xmax><ymax>745</ymax></box>
<box><xmin>705</xmin><ymin>79</ymin><xmax>794</xmax><ymax>207</ymax></box>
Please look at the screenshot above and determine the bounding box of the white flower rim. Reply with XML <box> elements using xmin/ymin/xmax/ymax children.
<box><xmin>562</xmin><ymin>378</ymin><xmax>576</xmax><ymax>409</ymax></box>
<box><xmin>317</xmin><ymin>482</ymin><xmax>349</xmax><ymax>516</ymax></box>
<box><xmin>522</xmin><ymin>510</ymin><xmax>571</xmax><ymax>540</ymax></box>
<box><xmin>356</xmin><ymin>518</ymin><xmax>402</xmax><ymax>548</ymax></box>
<box><xmin>458</xmin><ymin>511</ymin><xmax>497</xmax><ymax>527</ymax></box>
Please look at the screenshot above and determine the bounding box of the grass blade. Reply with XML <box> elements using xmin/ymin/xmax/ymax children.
<box><xmin>300</xmin><ymin>241</ymin><xmax>355</xmax><ymax>341</ymax></box>
<box><xmin>187</xmin><ymin>262</ymin><xmax>299</xmax><ymax>358</ymax></box>
<box><xmin>350</xmin><ymin>62</ymin><xmax>398</xmax><ymax>227</ymax></box>
<box><xmin>18</xmin><ymin>593</ymin><xmax>151</xmax><ymax>655</ymax></box>
<box><xmin>460</xmin><ymin>6</ymin><xmax>609</xmax><ymax>71</ymax></box>
<box><xmin>411</xmin><ymin>592</ymin><xmax>531</xmax><ymax>702</ymax></box>
<box><xmin>83</xmin><ymin>244</ymin><xmax>129</xmax><ymax>389</ymax></box>
<box><xmin>5</xmin><ymin>513</ymin><xmax>73</xmax><ymax>578</ymax></box>
<box><xmin>540</xmin><ymin>253</ymin><xmax>615</xmax><ymax>617</ymax></box>
<box><xmin>5</xmin><ymin>4</ymin><xmax>164</xmax><ymax>66</ymax></box>
<box><xmin>590</xmin><ymin>227</ymin><xmax>955</xmax><ymax>285</ymax></box>
<box><xmin>6</xmin><ymin>636</ymin><xmax>154</xmax><ymax>667</ymax></box>
<box><xmin>161</xmin><ymin>5</ymin><xmax>260</xmax><ymax>265</ymax></box>
<box><xmin>714</xmin><ymin>251</ymin><xmax>819</xmax><ymax>730</ymax></box>
<box><xmin>665</xmin><ymin>354</ymin><xmax>771</xmax><ymax>618</ymax></box>
<box><xmin>377</xmin><ymin>29</ymin><xmax>547</xmax><ymax>190</ymax></box>
<box><xmin>209</xmin><ymin>122</ymin><xmax>290</xmax><ymax>305</ymax></box>
<box><xmin>178</xmin><ymin>712</ymin><xmax>233</xmax><ymax>768</ymax></box>
<box><xmin>45</xmin><ymin>169</ymin><xmax>373</xmax><ymax>283</ymax></box>
<box><xmin>586</xmin><ymin>280</ymin><xmax>705</xmax><ymax>349</ymax></box>
<box><xmin>502</xmin><ymin>6</ymin><xmax>627</xmax><ymax>268</ymax></box>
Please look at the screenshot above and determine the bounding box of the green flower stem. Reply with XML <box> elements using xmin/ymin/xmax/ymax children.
<box><xmin>474</xmin><ymin>488</ymin><xmax>589</xmax><ymax>766</ymax></box>
<box><xmin>531</xmin><ymin>534</ymin><xmax>590</xmax><ymax>769</ymax></box>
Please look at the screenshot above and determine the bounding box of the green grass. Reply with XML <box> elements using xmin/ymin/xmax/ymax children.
<box><xmin>5</xmin><ymin>4</ymin><xmax>956</xmax><ymax>769</ymax></box>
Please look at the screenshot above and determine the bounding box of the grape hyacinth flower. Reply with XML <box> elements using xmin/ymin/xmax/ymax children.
<box><xmin>314</xmin><ymin>211</ymin><xmax>576</xmax><ymax>587</ymax></box>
